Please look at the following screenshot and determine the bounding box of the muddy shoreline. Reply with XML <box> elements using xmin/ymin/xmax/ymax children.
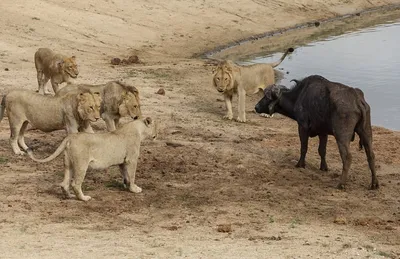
<box><xmin>203</xmin><ymin>4</ymin><xmax>400</xmax><ymax>60</ymax></box>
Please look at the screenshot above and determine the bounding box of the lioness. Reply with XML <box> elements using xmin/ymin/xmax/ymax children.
<box><xmin>0</xmin><ymin>90</ymin><xmax>101</xmax><ymax>155</ymax></box>
<box><xmin>56</xmin><ymin>81</ymin><xmax>141</xmax><ymax>131</ymax></box>
<box><xmin>213</xmin><ymin>47</ymin><xmax>294</xmax><ymax>122</ymax></box>
<box><xmin>26</xmin><ymin>117</ymin><xmax>157</xmax><ymax>201</ymax></box>
<box><xmin>34</xmin><ymin>48</ymin><xmax>79</xmax><ymax>95</ymax></box>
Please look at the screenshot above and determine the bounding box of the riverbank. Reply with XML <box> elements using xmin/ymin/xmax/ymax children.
<box><xmin>1</xmin><ymin>1</ymin><xmax>400</xmax><ymax>258</ymax></box>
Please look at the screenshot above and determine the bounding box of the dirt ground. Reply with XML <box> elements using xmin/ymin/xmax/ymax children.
<box><xmin>1</xmin><ymin>0</ymin><xmax>400</xmax><ymax>258</ymax></box>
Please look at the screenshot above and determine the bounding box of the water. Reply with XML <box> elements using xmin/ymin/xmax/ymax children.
<box><xmin>242</xmin><ymin>20</ymin><xmax>400</xmax><ymax>130</ymax></box>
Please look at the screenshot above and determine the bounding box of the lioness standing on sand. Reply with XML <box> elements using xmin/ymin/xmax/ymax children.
<box><xmin>34</xmin><ymin>48</ymin><xmax>79</xmax><ymax>94</ymax></box>
<box><xmin>26</xmin><ymin>117</ymin><xmax>158</xmax><ymax>201</ymax></box>
<box><xmin>213</xmin><ymin>48</ymin><xmax>293</xmax><ymax>122</ymax></box>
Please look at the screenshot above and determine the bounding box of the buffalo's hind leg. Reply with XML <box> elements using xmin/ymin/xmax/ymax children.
<box><xmin>334</xmin><ymin>128</ymin><xmax>355</xmax><ymax>189</ymax></box>
<box><xmin>357</xmin><ymin>128</ymin><xmax>379</xmax><ymax>189</ymax></box>
<box><xmin>296</xmin><ymin>125</ymin><xmax>309</xmax><ymax>168</ymax></box>
<box><xmin>318</xmin><ymin>134</ymin><xmax>328</xmax><ymax>171</ymax></box>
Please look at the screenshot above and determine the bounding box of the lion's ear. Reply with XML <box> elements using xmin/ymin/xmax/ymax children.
<box><xmin>225</xmin><ymin>65</ymin><xmax>233</xmax><ymax>73</ymax></box>
<box><xmin>121</xmin><ymin>91</ymin><xmax>128</xmax><ymax>100</ymax></box>
<box><xmin>144</xmin><ymin>117</ymin><xmax>152</xmax><ymax>126</ymax></box>
<box><xmin>77</xmin><ymin>92</ymin><xmax>86</xmax><ymax>101</ymax></box>
<box><xmin>56</xmin><ymin>59</ymin><xmax>64</xmax><ymax>68</ymax></box>
<box><xmin>71</xmin><ymin>56</ymin><xmax>76</xmax><ymax>60</ymax></box>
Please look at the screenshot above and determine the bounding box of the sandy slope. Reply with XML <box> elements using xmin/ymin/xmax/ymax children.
<box><xmin>1</xmin><ymin>0</ymin><xmax>400</xmax><ymax>258</ymax></box>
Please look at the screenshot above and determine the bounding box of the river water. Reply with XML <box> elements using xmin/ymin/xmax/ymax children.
<box><xmin>242</xmin><ymin>19</ymin><xmax>400</xmax><ymax>130</ymax></box>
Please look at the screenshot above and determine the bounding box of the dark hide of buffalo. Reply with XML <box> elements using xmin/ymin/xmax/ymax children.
<box><xmin>255</xmin><ymin>75</ymin><xmax>378</xmax><ymax>190</ymax></box>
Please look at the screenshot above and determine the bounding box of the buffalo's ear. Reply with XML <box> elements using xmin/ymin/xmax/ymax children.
<box><xmin>271</xmin><ymin>85</ymin><xmax>282</xmax><ymax>99</ymax></box>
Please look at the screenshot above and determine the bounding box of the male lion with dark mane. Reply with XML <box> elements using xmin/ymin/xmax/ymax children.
<box><xmin>34</xmin><ymin>48</ymin><xmax>79</xmax><ymax>95</ymax></box>
<box><xmin>213</xmin><ymin>47</ymin><xmax>294</xmax><ymax>122</ymax></box>
<box><xmin>0</xmin><ymin>90</ymin><xmax>101</xmax><ymax>155</ymax></box>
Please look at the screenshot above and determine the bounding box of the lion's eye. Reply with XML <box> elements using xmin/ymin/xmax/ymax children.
<box><xmin>133</xmin><ymin>105</ymin><xmax>138</xmax><ymax>108</ymax></box>
<box><xmin>89</xmin><ymin>106</ymin><xmax>94</xmax><ymax>110</ymax></box>
<box><xmin>224</xmin><ymin>78</ymin><xmax>228</xmax><ymax>81</ymax></box>
<box><xmin>216</xmin><ymin>78</ymin><xmax>220</xmax><ymax>81</ymax></box>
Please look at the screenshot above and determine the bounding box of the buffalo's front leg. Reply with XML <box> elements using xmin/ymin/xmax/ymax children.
<box><xmin>296</xmin><ymin>126</ymin><xmax>309</xmax><ymax>168</ymax></box>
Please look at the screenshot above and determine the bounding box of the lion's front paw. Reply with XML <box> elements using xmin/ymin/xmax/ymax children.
<box><xmin>129</xmin><ymin>184</ymin><xmax>142</xmax><ymax>193</ymax></box>
<box><xmin>235</xmin><ymin>117</ymin><xmax>246</xmax><ymax>123</ymax></box>
<box><xmin>223</xmin><ymin>114</ymin><xmax>233</xmax><ymax>120</ymax></box>
<box><xmin>79</xmin><ymin>195</ymin><xmax>92</xmax><ymax>201</ymax></box>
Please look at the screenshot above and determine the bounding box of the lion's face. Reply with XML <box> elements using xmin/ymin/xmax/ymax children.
<box><xmin>60</xmin><ymin>56</ymin><xmax>79</xmax><ymax>79</ymax></box>
<box><xmin>213</xmin><ymin>61</ymin><xmax>234</xmax><ymax>93</ymax></box>
<box><xmin>77</xmin><ymin>92</ymin><xmax>101</xmax><ymax>122</ymax></box>
<box><xmin>143</xmin><ymin>117</ymin><xmax>158</xmax><ymax>140</ymax></box>
<box><xmin>118</xmin><ymin>91</ymin><xmax>142</xmax><ymax>120</ymax></box>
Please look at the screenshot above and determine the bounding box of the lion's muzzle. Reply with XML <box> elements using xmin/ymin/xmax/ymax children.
<box><xmin>67</xmin><ymin>70</ymin><xmax>79</xmax><ymax>78</ymax></box>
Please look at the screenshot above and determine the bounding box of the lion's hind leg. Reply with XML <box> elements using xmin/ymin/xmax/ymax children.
<box><xmin>119</xmin><ymin>164</ymin><xmax>129</xmax><ymax>188</ymax></box>
<box><xmin>17</xmin><ymin>121</ymin><xmax>30</xmax><ymax>150</ymax></box>
<box><xmin>60</xmin><ymin>152</ymin><xmax>75</xmax><ymax>199</ymax></box>
<box><xmin>9</xmin><ymin>116</ymin><xmax>26</xmax><ymax>155</ymax></box>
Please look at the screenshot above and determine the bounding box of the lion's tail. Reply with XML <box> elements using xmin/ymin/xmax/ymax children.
<box><xmin>26</xmin><ymin>137</ymin><xmax>70</xmax><ymax>163</ymax></box>
<box><xmin>0</xmin><ymin>95</ymin><xmax>6</xmax><ymax>122</ymax></box>
<box><xmin>270</xmin><ymin>48</ymin><xmax>294</xmax><ymax>68</ymax></box>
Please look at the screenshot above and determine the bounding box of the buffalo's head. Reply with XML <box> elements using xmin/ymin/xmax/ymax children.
<box><xmin>255</xmin><ymin>84</ymin><xmax>286</xmax><ymax>116</ymax></box>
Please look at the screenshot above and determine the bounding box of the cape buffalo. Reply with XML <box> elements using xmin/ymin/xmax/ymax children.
<box><xmin>255</xmin><ymin>75</ymin><xmax>378</xmax><ymax>190</ymax></box>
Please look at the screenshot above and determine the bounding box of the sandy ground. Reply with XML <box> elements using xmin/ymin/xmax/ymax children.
<box><xmin>1</xmin><ymin>0</ymin><xmax>400</xmax><ymax>258</ymax></box>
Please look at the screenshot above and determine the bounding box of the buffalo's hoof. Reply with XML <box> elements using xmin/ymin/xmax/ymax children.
<box><xmin>369</xmin><ymin>181</ymin><xmax>379</xmax><ymax>190</ymax></box>
<box><xmin>320</xmin><ymin>165</ymin><xmax>328</xmax><ymax>172</ymax></box>
<box><xmin>295</xmin><ymin>162</ymin><xmax>305</xmax><ymax>168</ymax></box>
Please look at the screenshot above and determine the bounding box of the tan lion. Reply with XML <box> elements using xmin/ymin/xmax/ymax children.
<box><xmin>56</xmin><ymin>81</ymin><xmax>142</xmax><ymax>131</ymax></box>
<box><xmin>212</xmin><ymin>48</ymin><xmax>294</xmax><ymax>122</ymax></box>
<box><xmin>26</xmin><ymin>117</ymin><xmax>158</xmax><ymax>201</ymax></box>
<box><xmin>0</xmin><ymin>90</ymin><xmax>101</xmax><ymax>155</ymax></box>
<box><xmin>34</xmin><ymin>48</ymin><xmax>79</xmax><ymax>95</ymax></box>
